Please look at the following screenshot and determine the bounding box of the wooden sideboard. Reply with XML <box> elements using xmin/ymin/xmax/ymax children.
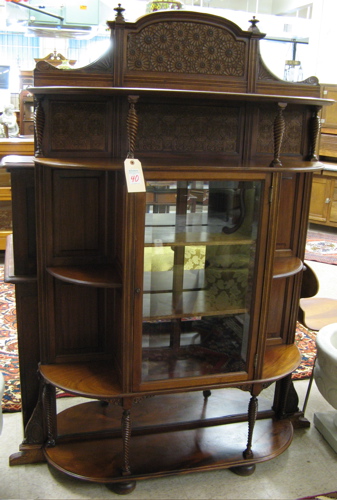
<box><xmin>5</xmin><ymin>7</ymin><xmax>332</xmax><ymax>495</ymax></box>
<box><xmin>319</xmin><ymin>84</ymin><xmax>337</xmax><ymax>159</ymax></box>
<box><xmin>0</xmin><ymin>137</ymin><xmax>34</xmax><ymax>249</ymax></box>
<box><xmin>309</xmin><ymin>164</ymin><xmax>337</xmax><ymax>227</ymax></box>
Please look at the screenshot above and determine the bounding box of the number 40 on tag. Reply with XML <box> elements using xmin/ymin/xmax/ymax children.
<box><xmin>124</xmin><ymin>159</ymin><xmax>146</xmax><ymax>193</ymax></box>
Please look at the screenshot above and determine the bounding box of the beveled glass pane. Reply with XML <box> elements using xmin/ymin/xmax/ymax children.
<box><xmin>142</xmin><ymin>179</ymin><xmax>261</xmax><ymax>382</ymax></box>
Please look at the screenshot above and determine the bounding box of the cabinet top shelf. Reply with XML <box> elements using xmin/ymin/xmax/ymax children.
<box><xmin>33</xmin><ymin>157</ymin><xmax>326</xmax><ymax>174</ymax></box>
<box><xmin>29</xmin><ymin>86</ymin><xmax>333</xmax><ymax>108</ymax></box>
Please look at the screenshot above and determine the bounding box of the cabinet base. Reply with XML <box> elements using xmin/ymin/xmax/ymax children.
<box><xmin>43</xmin><ymin>398</ymin><xmax>293</xmax><ymax>492</ymax></box>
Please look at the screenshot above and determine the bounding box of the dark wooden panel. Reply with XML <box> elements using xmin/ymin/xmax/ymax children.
<box><xmin>266</xmin><ymin>278</ymin><xmax>286</xmax><ymax>342</ymax></box>
<box><xmin>53</xmin><ymin>281</ymin><xmax>111</xmax><ymax>361</ymax></box>
<box><xmin>10</xmin><ymin>167</ymin><xmax>36</xmax><ymax>276</ymax></box>
<box><xmin>52</xmin><ymin>169</ymin><xmax>106</xmax><ymax>260</ymax></box>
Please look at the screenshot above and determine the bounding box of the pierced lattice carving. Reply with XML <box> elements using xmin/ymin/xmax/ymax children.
<box><xmin>136</xmin><ymin>103</ymin><xmax>241</xmax><ymax>153</ymax></box>
<box><xmin>127</xmin><ymin>21</ymin><xmax>246</xmax><ymax>76</ymax></box>
<box><xmin>50</xmin><ymin>102</ymin><xmax>107</xmax><ymax>151</ymax></box>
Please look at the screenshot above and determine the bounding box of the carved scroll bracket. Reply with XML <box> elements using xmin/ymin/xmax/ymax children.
<box><xmin>307</xmin><ymin>106</ymin><xmax>321</xmax><ymax>161</ymax></box>
<box><xmin>270</xmin><ymin>102</ymin><xmax>287</xmax><ymax>168</ymax></box>
<box><xmin>127</xmin><ymin>95</ymin><xmax>139</xmax><ymax>159</ymax></box>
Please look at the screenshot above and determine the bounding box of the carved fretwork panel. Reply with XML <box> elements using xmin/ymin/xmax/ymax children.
<box><xmin>256</xmin><ymin>106</ymin><xmax>304</xmax><ymax>156</ymax></box>
<box><xmin>135</xmin><ymin>103</ymin><xmax>242</xmax><ymax>154</ymax></box>
<box><xmin>127</xmin><ymin>22</ymin><xmax>246</xmax><ymax>77</ymax></box>
<box><xmin>49</xmin><ymin>101</ymin><xmax>109</xmax><ymax>153</ymax></box>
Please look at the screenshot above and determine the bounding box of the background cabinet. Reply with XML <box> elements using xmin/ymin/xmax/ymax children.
<box><xmin>309</xmin><ymin>169</ymin><xmax>337</xmax><ymax>226</ymax></box>
<box><xmin>319</xmin><ymin>84</ymin><xmax>337</xmax><ymax>159</ymax></box>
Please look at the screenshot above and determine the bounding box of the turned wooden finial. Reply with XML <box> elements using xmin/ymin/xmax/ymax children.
<box><xmin>248</xmin><ymin>16</ymin><xmax>260</xmax><ymax>33</ymax></box>
<box><xmin>114</xmin><ymin>4</ymin><xmax>125</xmax><ymax>23</ymax></box>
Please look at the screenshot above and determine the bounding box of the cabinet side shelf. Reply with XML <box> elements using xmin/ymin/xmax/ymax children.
<box><xmin>47</xmin><ymin>265</ymin><xmax>122</xmax><ymax>288</ymax></box>
<box><xmin>40</xmin><ymin>362</ymin><xmax>122</xmax><ymax>399</ymax></box>
<box><xmin>273</xmin><ymin>257</ymin><xmax>303</xmax><ymax>279</ymax></box>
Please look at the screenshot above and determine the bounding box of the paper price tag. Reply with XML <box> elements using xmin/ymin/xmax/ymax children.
<box><xmin>124</xmin><ymin>158</ymin><xmax>146</xmax><ymax>193</ymax></box>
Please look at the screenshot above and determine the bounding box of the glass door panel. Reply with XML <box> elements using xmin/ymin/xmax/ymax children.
<box><xmin>142</xmin><ymin>179</ymin><xmax>262</xmax><ymax>382</ymax></box>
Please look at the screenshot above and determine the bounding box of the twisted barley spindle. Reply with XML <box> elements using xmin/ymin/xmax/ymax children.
<box><xmin>308</xmin><ymin>108</ymin><xmax>320</xmax><ymax>160</ymax></box>
<box><xmin>270</xmin><ymin>103</ymin><xmax>287</xmax><ymax>167</ymax></box>
<box><xmin>34</xmin><ymin>98</ymin><xmax>45</xmax><ymax>157</ymax></box>
<box><xmin>127</xmin><ymin>96</ymin><xmax>139</xmax><ymax>158</ymax></box>
<box><xmin>243</xmin><ymin>395</ymin><xmax>258</xmax><ymax>459</ymax></box>
<box><xmin>122</xmin><ymin>408</ymin><xmax>132</xmax><ymax>476</ymax></box>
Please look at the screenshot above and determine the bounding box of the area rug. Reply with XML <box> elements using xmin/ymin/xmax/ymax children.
<box><xmin>293</xmin><ymin>322</ymin><xmax>317</xmax><ymax>380</ymax></box>
<box><xmin>0</xmin><ymin>265</ymin><xmax>20</xmax><ymax>412</ymax></box>
<box><xmin>305</xmin><ymin>229</ymin><xmax>337</xmax><ymax>265</ymax></box>
<box><xmin>0</xmin><ymin>259</ymin><xmax>317</xmax><ymax>412</ymax></box>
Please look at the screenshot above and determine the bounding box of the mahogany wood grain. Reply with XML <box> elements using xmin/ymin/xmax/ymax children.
<box><xmin>7</xmin><ymin>8</ymin><xmax>331</xmax><ymax>485</ymax></box>
<box><xmin>44</xmin><ymin>417</ymin><xmax>293</xmax><ymax>483</ymax></box>
<box><xmin>273</xmin><ymin>257</ymin><xmax>303</xmax><ymax>279</ymax></box>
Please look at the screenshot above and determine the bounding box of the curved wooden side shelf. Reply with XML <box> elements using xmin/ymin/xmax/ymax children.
<box><xmin>47</xmin><ymin>265</ymin><xmax>122</xmax><ymax>288</ymax></box>
<box><xmin>4</xmin><ymin>235</ymin><xmax>37</xmax><ymax>284</ymax></box>
<box><xmin>273</xmin><ymin>256</ymin><xmax>303</xmax><ymax>279</ymax></box>
<box><xmin>39</xmin><ymin>362</ymin><xmax>122</xmax><ymax>399</ymax></box>
<box><xmin>262</xmin><ymin>344</ymin><xmax>301</xmax><ymax>382</ymax></box>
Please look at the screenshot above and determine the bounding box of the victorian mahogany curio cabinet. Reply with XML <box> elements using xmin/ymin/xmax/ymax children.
<box><xmin>4</xmin><ymin>5</ymin><xmax>332</xmax><ymax>495</ymax></box>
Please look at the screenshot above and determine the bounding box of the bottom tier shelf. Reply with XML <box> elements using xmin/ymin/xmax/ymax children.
<box><xmin>44</xmin><ymin>398</ymin><xmax>293</xmax><ymax>488</ymax></box>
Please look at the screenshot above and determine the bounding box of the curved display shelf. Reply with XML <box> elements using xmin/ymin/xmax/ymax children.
<box><xmin>39</xmin><ymin>362</ymin><xmax>121</xmax><ymax>399</ymax></box>
<box><xmin>47</xmin><ymin>265</ymin><xmax>122</xmax><ymax>288</ymax></box>
<box><xmin>262</xmin><ymin>344</ymin><xmax>301</xmax><ymax>381</ymax></box>
<box><xmin>273</xmin><ymin>257</ymin><xmax>303</xmax><ymax>279</ymax></box>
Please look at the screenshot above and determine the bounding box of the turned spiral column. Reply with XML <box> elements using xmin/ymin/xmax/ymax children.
<box><xmin>307</xmin><ymin>106</ymin><xmax>321</xmax><ymax>160</ymax></box>
<box><xmin>121</xmin><ymin>406</ymin><xmax>132</xmax><ymax>476</ymax></box>
<box><xmin>127</xmin><ymin>96</ymin><xmax>139</xmax><ymax>158</ymax></box>
<box><xmin>243</xmin><ymin>395</ymin><xmax>258</xmax><ymax>459</ymax></box>
<box><xmin>270</xmin><ymin>102</ymin><xmax>287</xmax><ymax>167</ymax></box>
<box><xmin>34</xmin><ymin>97</ymin><xmax>45</xmax><ymax>157</ymax></box>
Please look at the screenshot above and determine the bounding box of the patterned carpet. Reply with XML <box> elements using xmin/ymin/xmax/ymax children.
<box><xmin>0</xmin><ymin>257</ymin><xmax>317</xmax><ymax>412</ymax></box>
<box><xmin>0</xmin><ymin>265</ymin><xmax>20</xmax><ymax>412</ymax></box>
<box><xmin>305</xmin><ymin>230</ymin><xmax>337</xmax><ymax>266</ymax></box>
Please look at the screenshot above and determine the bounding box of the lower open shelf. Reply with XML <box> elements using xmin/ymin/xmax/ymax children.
<box><xmin>44</xmin><ymin>392</ymin><xmax>293</xmax><ymax>489</ymax></box>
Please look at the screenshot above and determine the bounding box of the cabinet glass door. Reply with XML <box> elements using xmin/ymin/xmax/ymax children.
<box><xmin>141</xmin><ymin>179</ymin><xmax>262</xmax><ymax>383</ymax></box>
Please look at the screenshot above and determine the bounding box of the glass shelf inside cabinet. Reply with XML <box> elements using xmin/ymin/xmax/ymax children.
<box><xmin>142</xmin><ymin>179</ymin><xmax>262</xmax><ymax>382</ymax></box>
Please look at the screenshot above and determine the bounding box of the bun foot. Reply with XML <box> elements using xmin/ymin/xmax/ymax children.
<box><xmin>230</xmin><ymin>464</ymin><xmax>256</xmax><ymax>476</ymax></box>
<box><xmin>106</xmin><ymin>480</ymin><xmax>136</xmax><ymax>495</ymax></box>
